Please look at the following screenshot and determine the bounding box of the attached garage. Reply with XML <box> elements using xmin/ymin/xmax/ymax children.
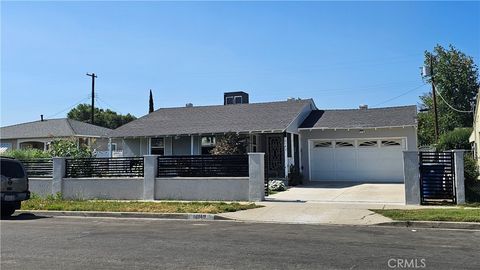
<box><xmin>298</xmin><ymin>105</ymin><xmax>418</xmax><ymax>184</ymax></box>
<box><xmin>308</xmin><ymin>138</ymin><xmax>406</xmax><ymax>182</ymax></box>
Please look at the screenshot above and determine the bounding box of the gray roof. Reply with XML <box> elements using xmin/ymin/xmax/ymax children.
<box><xmin>109</xmin><ymin>99</ymin><xmax>314</xmax><ymax>137</ymax></box>
<box><xmin>299</xmin><ymin>105</ymin><xmax>417</xmax><ymax>129</ymax></box>
<box><xmin>0</xmin><ymin>118</ymin><xmax>112</xmax><ymax>139</ymax></box>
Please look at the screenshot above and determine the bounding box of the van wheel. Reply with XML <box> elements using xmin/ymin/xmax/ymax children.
<box><xmin>1</xmin><ymin>206</ymin><xmax>15</xmax><ymax>217</ymax></box>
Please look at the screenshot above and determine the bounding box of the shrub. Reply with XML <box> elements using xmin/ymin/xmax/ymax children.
<box><xmin>268</xmin><ymin>180</ymin><xmax>286</xmax><ymax>192</ymax></box>
<box><xmin>2</xmin><ymin>148</ymin><xmax>51</xmax><ymax>160</ymax></box>
<box><xmin>210</xmin><ymin>133</ymin><xmax>247</xmax><ymax>155</ymax></box>
<box><xmin>49</xmin><ymin>139</ymin><xmax>92</xmax><ymax>158</ymax></box>
<box><xmin>436</xmin><ymin>128</ymin><xmax>473</xmax><ymax>151</ymax></box>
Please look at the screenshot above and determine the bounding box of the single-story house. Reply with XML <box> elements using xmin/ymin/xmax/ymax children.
<box><xmin>109</xmin><ymin>91</ymin><xmax>418</xmax><ymax>183</ymax></box>
<box><xmin>0</xmin><ymin>118</ymin><xmax>113</xmax><ymax>155</ymax></box>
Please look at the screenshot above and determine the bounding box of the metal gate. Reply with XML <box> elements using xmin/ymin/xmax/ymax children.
<box><xmin>419</xmin><ymin>151</ymin><xmax>456</xmax><ymax>204</ymax></box>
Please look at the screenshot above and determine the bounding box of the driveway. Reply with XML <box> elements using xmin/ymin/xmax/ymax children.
<box><xmin>268</xmin><ymin>181</ymin><xmax>405</xmax><ymax>204</ymax></box>
<box><xmin>220</xmin><ymin>182</ymin><xmax>408</xmax><ymax>225</ymax></box>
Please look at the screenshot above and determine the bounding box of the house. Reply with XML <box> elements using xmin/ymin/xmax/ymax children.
<box><xmin>0</xmin><ymin>118</ymin><xmax>113</xmax><ymax>155</ymax></box>
<box><xmin>109</xmin><ymin>91</ymin><xmax>418</xmax><ymax>183</ymax></box>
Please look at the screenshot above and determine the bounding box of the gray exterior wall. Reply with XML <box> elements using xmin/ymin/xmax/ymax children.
<box><xmin>29</xmin><ymin>178</ymin><xmax>53</xmax><ymax>197</ymax></box>
<box><xmin>172</xmin><ymin>136</ymin><xmax>191</xmax><ymax>155</ymax></box>
<box><xmin>155</xmin><ymin>177</ymin><xmax>249</xmax><ymax>201</ymax></box>
<box><xmin>123</xmin><ymin>138</ymin><xmax>148</xmax><ymax>157</ymax></box>
<box><xmin>299</xmin><ymin>126</ymin><xmax>417</xmax><ymax>182</ymax></box>
<box><xmin>62</xmin><ymin>178</ymin><xmax>144</xmax><ymax>200</ymax></box>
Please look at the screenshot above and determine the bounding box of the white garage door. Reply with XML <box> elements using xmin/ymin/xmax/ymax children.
<box><xmin>309</xmin><ymin>138</ymin><xmax>405</xmax><ymax>182</ymax></box>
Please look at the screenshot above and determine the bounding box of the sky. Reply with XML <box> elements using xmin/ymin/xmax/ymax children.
<box><xmin>1</xmin><ymin>1</ymin><xmax>479</xmax><ymax>126</ymax></box>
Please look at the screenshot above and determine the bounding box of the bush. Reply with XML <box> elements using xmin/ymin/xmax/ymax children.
<box><xmin>268</xmin><ymin>180</ymin><xmax>287</xmax><ymax>192</ymax></box>
<box><xmin>210</xmin><ymin>133</ymin><xmax>247</xmax><ymax>155</ymax></box>
<box><xmin>49</xmin><ymin>139</ymin><xmax>91</xmax><ymax>158</ymax></box>
<box><xmin>436</xmin><ymin>128</ymin><xmax>473</xmax><ymax>151</ymax></box>
<box><xmin>2</xmin><ymin>148</ymin><xmax>51</xmax><ymax>160</ymax></box>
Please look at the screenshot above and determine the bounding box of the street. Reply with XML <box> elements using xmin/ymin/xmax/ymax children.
<box><xmin>1</xmin><ymin>214</ymin><xmax>480</xmax><ymax>270</ymax></box>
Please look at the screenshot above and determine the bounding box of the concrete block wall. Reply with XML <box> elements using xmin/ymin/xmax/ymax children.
<box><xmin>29</xmin><ymin>154</ymin><xmax>266</xmax><ymax>202</ymax></box>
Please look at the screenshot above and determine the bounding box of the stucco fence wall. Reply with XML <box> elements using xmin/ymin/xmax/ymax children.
<box><xmin>28</xmin><ymin>153</ymin><xmax>265</xmax><ymax>202</ymax></box>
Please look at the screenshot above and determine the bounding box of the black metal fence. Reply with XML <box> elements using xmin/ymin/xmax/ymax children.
<box><xmin>157</xmin><ymin>155</ymin><xmax>249</xmax><ymax>177</ymax></box>
<box><xmin>21</xmin><ymin>159</ymin><xmax>53</xmax><ymax>178</ymax></box>
<box><xmin>65</xmin><ymin>157</ymin><xmax>144</xmax><ymax>178</ymax></box>
<box><xmin>419</xmin><ymin>151</ymin><xmax>456</xmax><ymax>205</ymax></box>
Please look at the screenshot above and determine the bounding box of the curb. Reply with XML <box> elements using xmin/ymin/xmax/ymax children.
<box><xmin>15</xmin><ymin>210</ymin><xmax>232</xmax><ymax>221</ymax></box>
<box><xmin>377</xmin><ymin>220</ymin><xmax>480</xmax><ymax>230</ymax></box>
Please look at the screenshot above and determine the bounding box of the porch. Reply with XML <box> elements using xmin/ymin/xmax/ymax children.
<box><xmin>117</xmin><ymin>132</ymin><xmax>301</xmax><ymax>179</ymax></box>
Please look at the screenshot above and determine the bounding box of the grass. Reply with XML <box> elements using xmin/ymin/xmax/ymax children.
<box><xmin>371</xmin><ymin>208</ymin><xmax>480</xmax><ymax>223</ymax></box>
<box><xmin>22</xmin><ymin>194</ymin><xmax>261</xmax><ymax>214</ymax></box>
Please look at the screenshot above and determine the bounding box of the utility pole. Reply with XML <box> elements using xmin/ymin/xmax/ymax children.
<box><xmin>430</xmin><ymin>56</ymin><xmax>440</xmax><ymax>142</ymax></box>
<box><xmin>86</xmin><ymin>73</ymin><xmax>97</xmax><ymax>125</ymax></box>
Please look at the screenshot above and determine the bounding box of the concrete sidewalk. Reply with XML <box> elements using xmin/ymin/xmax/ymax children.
<box><xmin>218</xmin><ymin>201</ymin><xmax>411</xmax><ymax>225</ymax></box>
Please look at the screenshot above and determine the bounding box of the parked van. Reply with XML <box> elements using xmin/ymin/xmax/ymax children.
<box><xmin>1</xmin><ymin>157</ymin><xmax>30</xmax><ymax>217</ymax></box>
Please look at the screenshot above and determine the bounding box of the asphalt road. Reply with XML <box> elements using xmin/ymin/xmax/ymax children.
<box><xmin>1</xmin><ymin>214</ymin><xmax>480</xmax><ymax>270</ymax></box>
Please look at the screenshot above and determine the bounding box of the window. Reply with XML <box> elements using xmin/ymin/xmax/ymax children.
<box><xmin>381</xmin><ymin>140</ymin><xmax>402</xmax><ymax>147</ymax></box>
<box><xmin>111</xmin><ymin>143</ymin><xmax>117</xmax><ymax>151</ymax></box>
<box><xmin>335</xmin><ymin>141</ymin><xmax>354</xmax><ymax>148</ymax></box>
<box><xmin>201</xmin><ymin>136</ymin><xmax>216</xmax><ymax>155</ymax></box>
<box><xmin>79</xmin><ymin>138</ymin><xmax>89</xmax><ymax>147</ymax></box>
<box><xmin>358</xmin><ymin>140</ymin><xmax>378</xmax><ymax>147</ymax></box>
<box><xmin>250</xmin><ymin>135</ymin><xmax>257</xmax><ymax>152</ymax></box>
<box><xmin>287</xmin><ymin>135</ymin><xmax>292</xmax><ymax>157</ymax></box>
<box><xmin>151</xmin><ymin>138</ymin><xmax>164</xmax><ymax>155</ymax></box>
<box><xmin>314</xmin><ymin>141</ymin><xmax>332</xmax><ymax>148</ymax></box>
<box><xmin>1</xmin><ymin>160</ymin><xmax>25</xmax><ymax>178</ymax></box>
<box><xmin>234</xmin><ymin>96</ymin><xmax>243</xmax><ymax>104</ymax></box>
<box><xmin>225</xmin><ymin>97</ymin><xmax>234</xmax><ymax>105</ymax></box>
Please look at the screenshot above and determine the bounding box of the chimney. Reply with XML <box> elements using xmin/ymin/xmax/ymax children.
<box><xmin>40</xmin><ymin>115</ymin><xmax>44</xmax><ymax>121</ymax></box>
<box><xmin>224</xmin><ymin>91</ymin><xmax>249</xmax><ymax>105</ymax></box>
<box><xmin>186</xmin><ymin>103</ymin><xmax>193</xmax><ymax>108</ymax></box>
<box><xmin>359</xmin><ymin>104</ymin><xmax>368</xmax><ymax>110</ymax></box>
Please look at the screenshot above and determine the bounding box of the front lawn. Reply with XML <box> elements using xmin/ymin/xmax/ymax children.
<box><xmin>22</xmin><ymin>195</ymin><xmax>261</xmax><ymax>214</ymax></box>
<box><xmin>372</xmin><ymin>208</ymin><xmax>480</xmax><ymax>223</ymax></box>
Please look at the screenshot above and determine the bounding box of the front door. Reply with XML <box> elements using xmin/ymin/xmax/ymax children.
<box><xmin>266</xmin><ymin>135</ymin><xmax>284</xmax><ymax>178</ymax></box>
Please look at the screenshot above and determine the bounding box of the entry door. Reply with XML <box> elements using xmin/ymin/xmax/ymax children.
<box><xmin>266</xmin><ymin>135</ymin><xmax>284</xmax><ymax>178</ymax></box>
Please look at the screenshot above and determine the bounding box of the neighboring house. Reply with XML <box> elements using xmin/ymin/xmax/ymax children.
<box><xmin>109</xmin><ymin>91</ymin><xmax>418</xmax><ymax>182</ymax></box>
<box><xmin>0</xmin><ymin>118</ymin><xmax>114</xmax><ymax>155</ymax></box>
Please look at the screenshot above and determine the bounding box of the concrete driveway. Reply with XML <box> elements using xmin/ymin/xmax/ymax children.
<box><xmin>268</xmin><ymin>181</ymin><xmax>405</xmax><ymax>204</ymax></box>
<box><xmin>219</xmin><ymin>182</ymin><xmax>409</xmax><ymax>225</ymax></box>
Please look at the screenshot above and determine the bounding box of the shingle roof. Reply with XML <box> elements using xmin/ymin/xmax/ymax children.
<box><xmin>299</xmin><ymin>105</ymin><xmax>417</xmax><ymax>129</ymax></box>
<box><xmin>0</xmin><ymin>118</ymin><xmax>112</xmax><ymax>139</ymax></box>
<box><xmin>109</xmin><ymin>99</ymin><xmax>314</xmax><ymax>137</ymax></box>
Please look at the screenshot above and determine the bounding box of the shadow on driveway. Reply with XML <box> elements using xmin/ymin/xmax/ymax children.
<box><xmin>1</xmin><ymin>212</ymin><xmax>51</xmax><ymax>221</ymax></box>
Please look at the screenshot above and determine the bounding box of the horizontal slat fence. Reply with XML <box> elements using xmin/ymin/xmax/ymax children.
<box><xmin>157</xmin><ymin>155</ymin><xmax>249</xmax><ymax>177</ymax></box>
<box><xmin>66</xmin><ymin>157</ymin><xmax>144</xmax><ymax>178</ymax></box>
<box><xmin>21</xmin><ymin>159</ymin><xmax>53</xmax><ymax>178</ymax></box>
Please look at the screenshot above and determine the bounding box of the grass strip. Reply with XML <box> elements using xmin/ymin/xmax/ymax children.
<box><xmin>371</xmin><ymin>208</ymin><xmax>480</xmax><ymax>223</ymax></box>
<box><xmin>22</xmin><ymin>194</ymin><xmax>261</xmax><ymax>214</ymax></box>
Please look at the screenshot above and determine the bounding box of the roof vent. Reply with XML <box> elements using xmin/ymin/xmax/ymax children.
<box><xmin>40</xmin><ymin>115</ymin><xmax>44</xmax><ymax>121</ymax></box>
<box><xmin>186</xmin><ymin>103</ymin><xmax>193</xmax><ymax>107</ymax></box>
<box><xmin>359</xmin><ymin>104</ymin><xmax>368</xmax><ymax>110</ymax></box>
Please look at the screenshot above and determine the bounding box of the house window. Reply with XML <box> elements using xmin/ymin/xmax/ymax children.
<box><xmin>251</xmin><ymin>135</ymin><xmax>257</xmax><ymax>152</ymax></box>
<box><xmin>314</xmin><ymin>141</ymin><xmax>332</xmax><ymax>148</ymax></box>
<box><xmin>225</xmin><ymin>97</ymin><xmax>234</xmax><ymax>105</ymax></box>
<box><xmin>358</xmin><ymin>140</ymin><xmax>378</xmax><ymax>147</ymax></box>
<box><xmin>79</xmin><ymin>138</ymin><xmax>89</xmax><ymax>147</ymax></box>
<box><xmin>234</xmin><ymin>96</ymin><xmax>243</xmax><ymax>104</ymax></box>
<box><xmin>201</xmin><ymin>136</ymin><xmax>216</xmax><ymax>155</ymax></box>
<box><xmin>151</xmin><ymin>138</ymin><xmax>165</xmax><ymax>155</ymax></box>
<box><xmin>111</xmin><ymin>143</ymin><xmax>117</xmax><ymax>151</ymax></box>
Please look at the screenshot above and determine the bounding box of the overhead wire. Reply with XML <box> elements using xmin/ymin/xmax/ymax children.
<box><xmin>372</xmin><ymin>84</ymin><xmax>427</xmax><ymax>107</ymax></box>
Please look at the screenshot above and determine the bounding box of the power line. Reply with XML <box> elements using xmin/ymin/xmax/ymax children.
<box><xmin>46</xmin><ymin>95</ymin><xmax>90</xmax><ymax>119</ymax></box>
<box><xmin>372</xmin><ymin>84</ymin><xmax>427</xmax><ymax>107</ymax></box>
<box><xmin>434</xmin><ymin>88</ymin><xmax>474</xmax><ymax>113</ymax></box>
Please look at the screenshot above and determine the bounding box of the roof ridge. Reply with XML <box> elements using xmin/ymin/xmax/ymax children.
<box><xmin>0</xmin><ymin>118</ymin><xmax>67</xmax><ymax>129</ymax></box>
<box><xmin>321</xmin><ymin>105</ymin><xmax>417</xmax><ymax>112</ymax></box>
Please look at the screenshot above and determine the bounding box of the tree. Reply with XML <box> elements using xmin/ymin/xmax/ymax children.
<box><xmin>418</xmin><ymin>45</ymin><xmax>479</xmax><ymax>146</ymax></box>
<box><xmin>210</xmin><ymin>133</ymin><xmax>247</xmax><ymax>155</ymax></box>
<box><xmin>149</xmin><ymin>89</ymin><xmax>154</xmax><ymax>113</ymax></box>
<box><xmin>436</xmin><ymin>128</ymin><xmax>472</xmax><ymax>151</ymax></box>
<box><xmin>67</xmin><ymin>104</ymin><xmax>136</xmax><ymax>129</ymax></box>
